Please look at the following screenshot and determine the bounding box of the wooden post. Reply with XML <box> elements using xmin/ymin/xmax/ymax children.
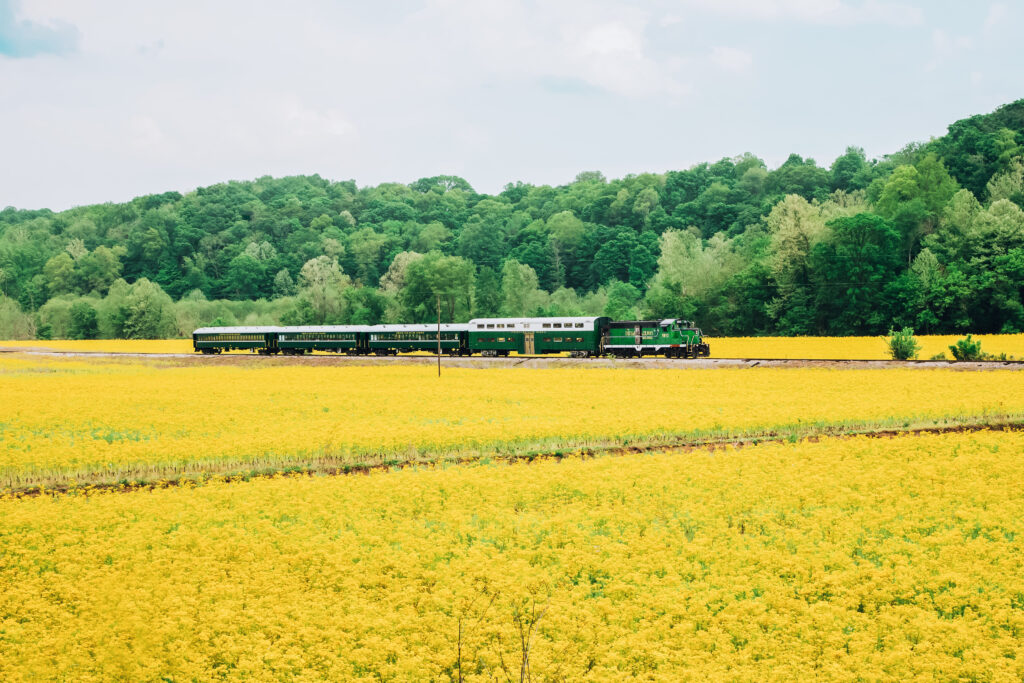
<box><xmin>437</xmin><ymin>294</ymin><xmax>442</xmax><ymax>378</ymax></box>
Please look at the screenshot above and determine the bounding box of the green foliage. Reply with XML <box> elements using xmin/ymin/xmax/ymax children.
<box><xmin>69</xmin><ymin>301</ymin><xmax>99</xmax><ymax>340</ymax></box>
<box><xmin>886</xmin><ymin>327</ymin><xmax>921</xmax><ymax>360</ymax></box>
<box><xmin>948</xmin><ymin>335</ymin><xmax>986</xmax><ymax>362</ymax></box>
<box><xmin>604</xmin><ymin>281</ymin><xmax>641</xmax><ymax>320</ymax></box>
<box><xmin>0</xmin><ymin>295</ymin><xmax>35</xmax><ymax>339</ymax></box>
<box><xmin>402</xmin><ymin>251</ymin><xmax>474</xmax><ymax>322</ymax></box>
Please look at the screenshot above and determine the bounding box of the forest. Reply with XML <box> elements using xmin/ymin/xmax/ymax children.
<box><xmin>1</xmin><ymin>99</ymin><xmax>1023</xmax><ymax>340</ymax></box>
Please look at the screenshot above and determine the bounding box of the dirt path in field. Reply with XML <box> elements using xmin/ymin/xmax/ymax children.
<box><xmin>2</xmin><ymin>346</ymin><xmax>1023</xmax><ymax>371</ymax></box>
<box><xmin>5</xmin><ymin>419</ymin><xmax>1022</xmax><ymax>499</ymax></box>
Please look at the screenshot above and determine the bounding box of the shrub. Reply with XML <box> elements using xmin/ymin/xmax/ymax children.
<box><xmin>949</xmin><ymin>335</ymin><xmax>985</xmax><ymax>361</ymax></box>
<box><xmin>886</xmin><ymin>327</ymin><xmax>921</xmax><ymax>360</ymax></box>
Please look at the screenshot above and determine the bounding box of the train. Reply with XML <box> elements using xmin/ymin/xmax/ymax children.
<box><xmin>192</xmin><ymin>317</ymin><xmax>711</xmax><ymax>358</ymax></box>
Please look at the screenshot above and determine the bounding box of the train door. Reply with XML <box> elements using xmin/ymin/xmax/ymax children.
<box><xmin>634</xmin><ymin>325</ymin><xmax>642</xmax><ymax>346</ymax></box>
<box><xmin>524</xmin><ymin>331</ymin><xmax>535</xmax><ymax>354</ymax></box>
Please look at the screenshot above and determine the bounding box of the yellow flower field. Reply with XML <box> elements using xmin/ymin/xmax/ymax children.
<box><xmin>0</xmin><ymin>338</ymin><xmax>195</xmax><ymax>354</ymax></box>
<box><xmin>1</xmin><ymin>430</ymin><xmax>1021</xmax><ymax>681</ymax></box>
<box><xmin>2</xmin><ymin>354</ymin><xmax>1023</xmax><ymax>489</ymax></box>
<box><xmin>2</xmin><ymin>332</ymin><xmax>1022</xmax><ymax>359</ymax></box>
<box><xmin>709</xmin><ymin>334</ymin><xmax>1024</xmax><ymax>360</ymax></box>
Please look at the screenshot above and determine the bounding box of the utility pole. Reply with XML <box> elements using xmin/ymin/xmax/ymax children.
<box><xmin>436</xmin><ymin>293</ymin><xmax>442</xmax><ymax>378</ymax></box>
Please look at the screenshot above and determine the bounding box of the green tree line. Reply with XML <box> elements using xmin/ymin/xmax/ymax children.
<box><xmin>2</xmin><ymin>100</ymin><xmax>1023</xmax><ymax>339</ymax></box>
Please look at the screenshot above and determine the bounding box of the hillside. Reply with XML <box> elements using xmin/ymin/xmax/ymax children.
<box><xmin>1</xmin><ymin>99</ymin><xmax>1023</xmax><ymax>339</ymax></box>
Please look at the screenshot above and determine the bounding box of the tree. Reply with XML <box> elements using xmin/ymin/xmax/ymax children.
<box><xmin>296</xmin><ymin>256</ymin><xmax>350</xmax><ymax>324</ymax></box>
<box><xmin>632</xmin><ymin>187</ymin><xmax>660</xmax><ymax>226</ymax></box>
<box><xmin>226</xmin><ymin>253</ymin><xmax>265</xmax><ymax>299</ymax></box>
<box><xmin>76</xmin><ymin>246</ymin><xmax>123</xmax><ymax>294</ymax></box>
<box><xmin>472</xmin><ymin>266</ymin><xmax>501</xmax><ymax>317</ymax></box>
<box><xmin>874</xmin><ymin>156</ymin><xmax>958</xmax><ymax>266</ymax></box>
<box><xmin>401</xmin><ymin>251</ymin><xmax>475</xmax><ymax>322</ymax></box>
<box><xmin>499</xmin><ymin>260</ymin><xmax>546</xmax><ymax>316</ymax></box>
<box><xmin>986</xmin><ymin>157</ymin><xmax>1024</xmax><ymax>205</ymax></box>
<box><xmin>593</xmin><ymin>229</ymin><xmax>637</xmax><ymax>285</ymax></box>
<box><xmin>456</xmin><ymin>217</ymin><xmax>504</xmax><ymax>271</ymax></box>
<box><xmin>768</xmin><ymin>154</ymin><xmax>831</xmax><ymax>200</ymax></box>
<box><xmin>347</xmin><ymin>227</ymin><xmax>391</xmax><ymax>285</ymax></box>
<box><xmin>766</xmin><ymin>196</ymin><xmax>827</xmax><ymax>272</ymax></box>
<box><xmin>343</xmin><ymin>286</ymin><xmax>387</xmax><ymax>324</ymax></box>
<box><xmin>604</xmin><ymin>281</ymin><xmax>641</xmax><ymax>320</ymax></box>
<box><xmin>508</xmin><ymin>230</ymin><xmax>559</xmax><ymax>291</ymax></box>
<box><xmin>120</xmin><ymin>278</ymin><xmax>176</xmax><ymax>339</ymax></box>
<box><xmin>830</xmin><ymin>146</ymin><xmax>871</xmax><ymax>192</ymax></box>
<box><xmin>0</xmin><ymin>295</ymin><xmax>35</xmax><ymax>339</ymax></box>
<box><xmin>69</xmin><ymin>300</ymin><xmax>99</xmax><ymax>339</ymax></box>
<box><xmin>410</xmin><ymin>175</ymin><xmax>473</xmax><ymax>193</ymax></box>
<box><xmin>272</xmin><ymin>269</ymin><xmax>296</xmax><ymax>297</ymax></box>
<box><xmin>378</xmin><ymin>251</ymin><xmax>424</xmax><ymax>294</ymax></box>
<box><xmin>410</xmin><ymin>222</ymin><xmax>452</xmax><ymax>253</ymax></box>
<box><xmin>810</xmin><ymin>213</ymin><xmax>902</xmax><ymax>334</ymax></box>
<box><xmin>42</xmin><ymin>252</ymin><xmax>77</xmax><ymax>296</ymax></box>
<box><xmin>547</xmin><ymin>211</ymin><xmax>587</xmax><ymax>289</ymax></box>
<box><xmin>628</xmin><ymin>243</ymin><xmax>658</xmax><ymax>289</ymax></box>
<box><xmin>642</xmin><ymin>229</ymin><xmax>739</xmax><ymax>326</ymax></box>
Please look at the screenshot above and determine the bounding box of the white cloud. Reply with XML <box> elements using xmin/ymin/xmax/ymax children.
<box><xmin>984</xmin><ymin>2</ymin><xmax>1009</xmax><ymax>33</ymax></box>
<box><xmin>282</xmin><ymin>99</ymin><xmax>354</xmax><ymax>140</ymax></box>
<box><xmin>926</xmin><ymin>28</ymin><xmax>972</xmax><ymax>71</ymax></box>
<box><xmin>129</xmin><ymin>116</ymin><xmax>163</xmax><ymax>151</ymax></box>
<box><xmin>406</xmin><ymin>0</ymin><xmax>687</xmax><ymax>98</ymax></box>
<box><xmin>710</xmin><ymin>46</ymin><xmax>753</xmax><ymax>73</ymax></box>
<box><xmin>685</xmin><ymin>0</ymin><xmax>923</xmax><ymax>26</ymax></box>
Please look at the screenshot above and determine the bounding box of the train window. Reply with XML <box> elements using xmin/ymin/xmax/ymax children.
<box><xmin>487</xmin><ymin>324</ymin><xmax>495</xmax><ymax>329</ymax></box>
<box><xmin>575</xmin><ymin>323</ymin><xmax>584</xmax><ymax>328</ymax></box>
<box><xmin>543</xmin><ymin>337</ymin><xmax>551</xmax><ymax>342</ymax></box>
<box><xmin>542</xmin><ymin>323</ymin><xmax>551</xmax><ymax>328</ymax></box>
<box><xmin>576</xmin><ymin>337</ymin><xmax>583</xmax><ymax>342</ymax></box>
<box><xmin>554</xmin><ymin>337</ymin><xmax>562</xmax><ymax>342</ymax></box>
<box><xmin>477</xmin><ymin>324</ymin><xmax>484</xmax><ymax>329</ymax></box>
<box><xmin>553</xmin><ymin>323</ymin><xmax>562</xmax><ymax>328</ymax></box>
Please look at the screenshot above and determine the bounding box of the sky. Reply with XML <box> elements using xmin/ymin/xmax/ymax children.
<box><xmin>1</xmin><ymin>0</ymin><xmax>1022</xmax><ymax>210</ymax></box>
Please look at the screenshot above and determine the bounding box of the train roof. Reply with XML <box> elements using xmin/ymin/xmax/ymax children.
<box><xmin>371</xmin><ymin>324</ymin><xmax>471</xmax><ymax>332</ymax></box>
<box><xmin>277</xmin><ymin>326</ymin><xmax>371</xmax><ymax>333</ymax></box>
<box><xmin>468</xmin><ymin>317</ymin><xmax>606</xmax><ymax>329</ymax></box>
<box><xmin>194</xmin><ymin>325</ymin><xmax>472</xmax><ymax>334</ymax></box>
<box><xmin>193</xmin><ymin>326</ymin><xmax>285</xmax><ymax>334</ymax></box>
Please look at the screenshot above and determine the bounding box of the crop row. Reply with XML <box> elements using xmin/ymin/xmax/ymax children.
<box><xmin>2</xmin><ymin>355</ymin><xmax>1023</xmax><ymax>488</ymax></box>
<box><xmin>1</xmin><ymin>430</ymin><xmax>1021</xmax><ymax>680</ymax></box>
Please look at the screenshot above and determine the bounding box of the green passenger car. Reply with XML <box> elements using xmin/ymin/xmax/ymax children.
<box><xmin>368</xmin><ymin>325</ymin><xmax>470</xmax><ymax>355</ymax></box>
<box><xmin>192</xmin><ymin>326</ymin><xmax>281</xmax><ymax>354</ymax></box>
<box><xmin>467</xmin><ymin>317</ymin><xmax>611</xmax><ymax>357</ymax></box>
<box><xmin>276</xmin><ymin>326</ymin><xmax>368</xmax><ymax>355</ymax></box>
<box><xmin>604</xmin><ymin>319</ymin><xmax>710</xmax><ymax>358</ymax></box>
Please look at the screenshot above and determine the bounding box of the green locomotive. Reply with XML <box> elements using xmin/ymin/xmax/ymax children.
<box><xmin>603</xmin><ymin>319</ymin><xmax>710</xmax><ymax>358</ymax></box>
<box><xmin>192</xmin><ymin>317</ymin><xmax>710</xmax><ymax>358</ymax></box>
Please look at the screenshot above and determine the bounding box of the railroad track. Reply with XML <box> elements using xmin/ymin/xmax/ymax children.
<box><xmin>4</xmin><ymin>347</ymin><xmax>1023</xmax><ymax>369</ymax></box>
